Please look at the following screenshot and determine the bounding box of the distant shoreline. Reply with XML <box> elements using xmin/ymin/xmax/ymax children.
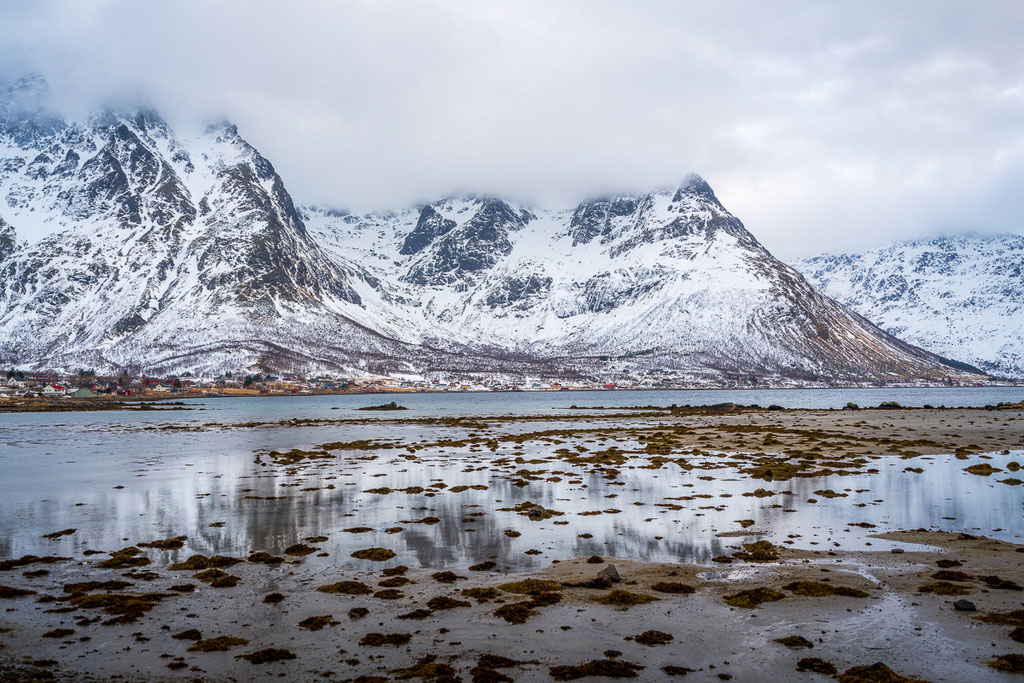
<box><xmin>1</xmin><ymin>384</ymin><xmax>1020</xmax><ymax>413</ymax></box>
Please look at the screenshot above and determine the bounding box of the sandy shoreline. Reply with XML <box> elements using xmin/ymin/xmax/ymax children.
<box><xmin>1</xmin><ymin>406</ymin><xmax>1022</xmax><ymax>681</ymax></box>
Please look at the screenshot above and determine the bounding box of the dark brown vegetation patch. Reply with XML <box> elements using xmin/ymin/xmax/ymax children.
<box><xmin>497</xmin><ymin>579</ymin><xmax>562</xmax><ymax>595</ymax></box>
<box><xmin>631</xmin><ymin>630</ymin><xmax>673</xmax><ymax>646</ymax></box>
<box><xmin>775</xmin><ymin>635</ymin><xmax>814</xmax><ymax>648</ymax></box>
<box><xmin>426</xmin><ymin>595</ymin><xmax>471</xmax><ymax>610</ymax></box>
<box><xmin>359</xmin><ymin>632</ymin><xmax>412</xmax><ymax>647</ymax></box>
<box><xmin>192</xmin><ymin>569</ymin><xmax>240</xmax><ymax>587</ymax></box>
<box><xmin>594</xmin><ymin>589</ymin><xmax>658</xmax><ymax>607</ymax></box>
<box><xmin>989</xmin><ymin>654</ymin><xmax>1024</xmax><ymax>673</ymax></box>
<box><xmin>237</xmin><ymin>648</ymin><xmax>297</xmax><ymax>664</ymax></box>
<box><xmin>66</xmin><ymin>591</ymin><xmax>172</xmax><ymax>624</ymax></box>
<box><xmin>189</xmin><ymin>636</ymin><xmax>249</xmax><ymax>652</ymax></box>
<box><xmin>138</xmin><ymin>536</ymin><xmax>187</xmax><ymax>550</ymax></box>
<box><xmin>651</xmin><ymin>582</ymin><xmax>695</xmax><ymax>594</ymax></box>
<box><xmin>351</xmin><ymin>548</ymin><xmax>396</xmax><ymax>562</ymax></box>
<box><xmin>797</xmin><ymin>658</ymin><xmax>837</xmax><ymax>674</ymax></box>
<box><xmin>298</xmin><ymin>615</ymin><xmax>339</xmax><ymax>630</ymax></box>
<box><xmin>169</xmin><ymin>554</ymin><xmax>241</xmax><ymax>571</ymax></box>
<box><xmin>549</xmin><ymin>658</ymin><xmax>644</xmax><ymax>680</ymax></box>
<box><xmin>836</xmin><ymin>662</ymin><xmax>923</xmax><ymax>682</ymax></box>
<box><xmin>96</xmin><ymin>547</ymin><xmax>151</xmax><ymax>569</ymax></box>
<box><xmin>317</xmin><ymin>581</ymin><xmax>372</xmax><ymax>595</ymax></box>
<box><xmin>41</xmin><ymin>529</ymin><xmax>77</xmax><ymax>540</ymax></box>
<box><xmin>284</xmin><ymin>544</ymin><xmax>318</xmax><ymax>556</ymax></box>
<box><xmin>723</xmin><ymin>587</ymin><xmax>785</xmax><ymax>609</ymax></box>
<box><xmin>783</xmin><ymin>581</ymin><xmax>869</xmax><ymax>598</ymax></box>
<box><xmin>0</xmin><ymin>585</ymin><xmax>36</xmax><ymax>599</ymax></box>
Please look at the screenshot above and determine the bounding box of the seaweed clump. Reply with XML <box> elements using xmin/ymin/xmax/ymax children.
<box><xmin>169</xmin><ymin>555</ymin><xmax>241</xmax><ymax>571</ymax></box>
<box><xmin>138</xmin><ymin>536</ymin><xmax>187</xmax><ymax>550</ymax></box>
<box><xmin>462</xmin><ymin>587</ymin><xmax>501</xmax><ymax>602</ymax></box>
<box><xmin>391</xmin><ymin>655</ymin><xmax>457</xmax><ymax>680</ymax></box>
<box><xmin>96</xmin><ymin>547</ymin><xmax>151</xmax><ymax>569</ymax></box>
<box><xmin>917</xmin><ymin>581</ymin><xmax>971</xmax><ymax>596</ymax></box>
<box><xmin>494</xmin><ymin>591</ymin><xmax>562</xmax><ymax>624</ymax></box>
<box><xmin>317</xmin><ymin>581</ymin><xmax>372</xmax><ymax>595</ymax></box>
<box><xmin>284</xmin><ymin>544</ymin><xmax>317</xmax><ymax>556</ymax></box>
<box><xmin>989</xmin><ymin>654</ymin><xmax>1024</xmax><ymax>673</ymax></box>
<box><xmin>66</xmin><ymin>591</ymin><xmax>172</xmax><ymax>624</ymax></box>
<box><xmin>775</xmin><ymin>635</ymin><xmax>814</xmax><ymax>648</ymax></box>
<box><xmin>426</xmin><ymin>596</ymin><xmax>471</xmax><ymax>610</ymax></box>
<box><xmin>359</xmin><ymin>632</ymin><xmax>412</xmax><ymax>646</ymax></box>
<box><xmin>248</xmin><ymin>552</ymin><xmax>284</xmax><ymax>565</ymax></box>
<box><xmin>189</xmin><ymin>636</ymin><xmax>249</xmax><ymax>652</ymax></box>
<box><xmin>0</xmin><ymin>555</ymin><xmax>71</xmax><ymax>572</ymax></box>
<box><xmin>193</xmin><ymin>569</ymin><xmax>241</xmax><ymax>588</ymax></box>
<box><xmin>783</xmin><ymin>581</ymin><xmax>869</xmax><ymax>598</ymax></box>
<box><xmin>651</xmin><ymin>582</ymin><xmax>695</xmax><ymax>595</ymax></box>
<box><xmin>593</xmin><ymin>590</ymin><xmax>658</xmax><ymax>607</ymax></box>
<box><xmin>981</xmin><ymin>575</ymin><xmax>1023</xmax><ymax>590</ymax></box>
<box><xmin>497</xmin><ymin>579</ymin><xmax>562</xmax><ymax>595</ymax></box>
<box><xmin>298</xmin><ymin>615</ymin><xmax>339</xmax><ymax>630</ymax></box>
<box><xmin>631</xmin><ymin>630</ymin><xmax>673</xmax><ymax>646</ymax></box>
<box><xmin>836</xmin><ymin>662</ymin><xmax>923</xmax><ymax>682</ymax></box>
<box><xmin>0</xmin><ymin>585</ymin><xmax>36</xmax><ymax>599</ymax></box>
<box><xmin>351</xmin><ymin>548</ymin><xmax>396</xmax><ymax>561</ymax></box>
<box><xmin>797</xmin><ymin>658</ymin><xmax>837</xmax><ymax>674</ymax></box>
<box><xmin>236</xmin><ymin>648</ymin><xmax>297</xmax><ymax>664</ymax></box>
<box><xmin>732</xmin><ymin>540</ymin><xmax>780</xmax><ymax>562</ymax></box>
<box><xmin>471</xmin><ymin>654</ymin><xmax>522</xmax><ymax>681</ymax></box>
<box><xmin>723</xmin><ymin>587</ymin><xmax>785</xmax><ymax>609</ymax></box>
<box><xmin>41</xmin><ymin>529</ymin><xmax>77</xmax><ymax>540</ymax></box>
<box><xmin>975</xmin><ymin>609</ymin><xmax>1024</xmax><ymax>626</ymax></box>
<box><xmin>549</xmin><ymin>659</ymin><xmax>644</xmax><ymax>680</ymax></box>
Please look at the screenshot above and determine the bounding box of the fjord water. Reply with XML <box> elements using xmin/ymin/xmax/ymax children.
<box><xmin>0</xmin><ymin>388</ymin><xmax>1021</xmax><ymax>571</ymax></box>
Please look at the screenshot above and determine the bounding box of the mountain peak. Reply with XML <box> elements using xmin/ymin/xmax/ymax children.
<box><xmin>673</xmin><ymin>173</ymin><xmax>721</xmax><ymax>206</ymax></box>
<box><xmin>0</xmin><ymin>73</ymin><xmax>65</xmax><ymax>146</ymax></box>
<box><xmin>2</xmin><ymin>74</ymin><xmax>49</xmax><ymax>101</ymax></box>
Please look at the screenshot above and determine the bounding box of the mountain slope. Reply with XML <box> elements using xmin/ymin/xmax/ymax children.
<box><xmin>795</xmin><ymin>235</ymin><xmax>1024</xmax><ymax>378</ymax></box>
<box><xmin>0</xmin><ymin>75</ymin><xmax>982</xmax><ymax>382</ymax></box>
<box><xmin>304</xmin><ymin>178</ymin><xmax>974</xmax><ymax>382</ymax></box>
<box><xmin>0</xmin><ymin>77</ymin><xmax>441</xmax><ymax>375</ymax></box>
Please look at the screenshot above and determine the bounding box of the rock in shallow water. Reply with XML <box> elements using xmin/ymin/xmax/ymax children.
<box><xmin>953</xmin><ymin>599</ymin><xmax>976</xmax><ymax>611</ymax></box>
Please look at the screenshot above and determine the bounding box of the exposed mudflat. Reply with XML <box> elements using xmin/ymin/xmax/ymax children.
<box><xmin>1</xmin><ymin>404</ymin><xmax>1022</xmax><ymax>681</ymax></box>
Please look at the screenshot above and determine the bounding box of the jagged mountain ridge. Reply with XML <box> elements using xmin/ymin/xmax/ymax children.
<box><xmin>0</xmin><ymin>77</ymin><xmax>467</xmax><ymax>376</ymax></box>
<box><xmin>303</xmin><ymin>182</ymin><xmax>974</xmax><ymax>381</ymax></box>
<box><xmin>0</xmin><ymin>75</ymin><xmax>979</xmax><ymax>381</ymax></box>
<box><xmin>796</xmin><ymin>235</ymin><xmax>1024</xmax><ymax>378</ymax></box>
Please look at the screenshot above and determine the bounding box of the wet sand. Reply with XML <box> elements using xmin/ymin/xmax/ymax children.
<box><xmin>1</xmin><ymin>406</ymin><xmax>1022</xmax><ymax>681</ymax></box>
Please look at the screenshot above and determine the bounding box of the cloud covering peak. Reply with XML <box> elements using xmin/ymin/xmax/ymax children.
<box><xmin>2</xmin><ymin>0</ymin><xmax>1023</xmax><ymax>258</ymax></box>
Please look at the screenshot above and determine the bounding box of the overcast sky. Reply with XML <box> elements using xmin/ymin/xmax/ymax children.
<box><xmin>2</xmin><ymin>0</ymin><xmax>1023</xmax><ymax>258</ymax></box>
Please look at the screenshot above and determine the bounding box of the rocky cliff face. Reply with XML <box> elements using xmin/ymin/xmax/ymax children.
<box><xmin>0</xmin><ymin>76</ymin><xmax>980</xmax><ymax>382</ymax></box>
<box><xmin>0</xmin><ymin>77</ymin><xmax>406</xmax><ymax>375</ymax></box>
<box><xmin>796</xmin><ymin>235</ymin><xmax>1024</xmax><ymax>378</ymax></box>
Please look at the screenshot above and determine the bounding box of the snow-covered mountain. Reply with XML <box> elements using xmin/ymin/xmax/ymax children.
<box><xmin>795</xmin><ymin>235</ymin><xmax>1024</xmax><ymax>378</ymax></box>
<box><xmin>303</xmin><ymin>183</ymin><xmax>974</xmax><ymax>382</ymax></box>
<box><xmin>0</xmin><ymin>75</ymin><xmax>981</xmax><ymax>382</ymax></box>
<box><xmin>0</xmin><ymin>76</ymin><xmax>446</xmax><ymax>376</ymax></box>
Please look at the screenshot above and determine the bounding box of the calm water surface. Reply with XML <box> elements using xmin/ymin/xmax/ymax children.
<box><xmin>1</xmin><ymin>388</ymin><xmax>1021</xmax><ymax>572</ymax></box>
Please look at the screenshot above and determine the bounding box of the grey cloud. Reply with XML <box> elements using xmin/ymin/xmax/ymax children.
<box><xmin>2</xmin><ymin>0</ymin><xmax>1023</xmax><ymax>258</ymax></box>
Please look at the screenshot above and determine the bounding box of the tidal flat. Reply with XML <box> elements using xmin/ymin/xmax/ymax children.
<box><xmin>1</xmin><ymin>395</ymin><xmax>1022</xmax><ymax>681</ymax></box>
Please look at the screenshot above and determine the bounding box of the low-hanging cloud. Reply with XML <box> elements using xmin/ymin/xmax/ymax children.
<box><xmin>2</xmin><ymin>0</ymin><xmax>1023</xmax><ymax>258</ymax></box>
